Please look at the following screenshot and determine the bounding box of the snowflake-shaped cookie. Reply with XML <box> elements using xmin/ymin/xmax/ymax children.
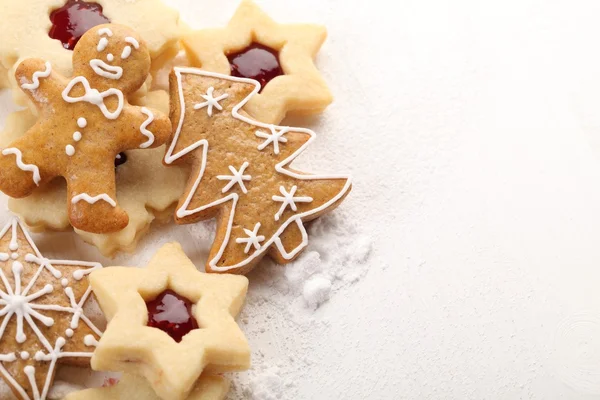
<box><xmin>0</xmin><ymin>0</ymin><xmax>182</xmax><ymax>105</ymax></box>
<box><xmin>181</xmin><ymin>0</ymin><xmax>333</xmax><ymax>124</ymax></box>
<box><xmin>2</xmin><ymin>91</ymin><xmax>188</xmax><ymax>256</ymax></box>
<box><xmin>65</xmin><ymin>373</ymin><xmax>230</xmax><ymax>400</ymax></box>
<box><xmin>89</xmin><ymin>242</ymin><xmax>250</xmax><ymax>400</ymax></box>
<box><xmin>0</xmin><ymin>218</ymin><xmax>103</xmax><ymax>400</ymax></box>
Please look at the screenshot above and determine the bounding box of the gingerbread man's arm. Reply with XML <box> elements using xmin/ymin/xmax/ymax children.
<box><xmin>15</xmin><ymin>59</ymin><xmax>63</xmax><ymax>112</ymax></box>
<box><xmin>117</xmin><ymin>106</ymin><xmax>172</xmax><ymax>151</ymax></box>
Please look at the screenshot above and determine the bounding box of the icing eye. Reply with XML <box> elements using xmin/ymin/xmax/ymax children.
<box><xmin>97</xmin><ymin>37</ymin><xmax>108</xmax><ymax>52</ymax></box>
<box><xmin>121</xmin><ymin>46</ymin><xmax>132</xmax><ymax>60</ymax></box>
<box><xmin>106</xmin><ymin>53</ymin><xmax>114</xmax><ymax>62</ymax></box>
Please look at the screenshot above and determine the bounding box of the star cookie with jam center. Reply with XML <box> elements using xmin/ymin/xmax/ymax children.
<box><xmin>89</xmin><ymin>242</ymin><xmax>249</xmax><ymax>400</ymax></box>
<box><xmin>181</xmin><ymin>0</ymin><xmax>333</xmax><ymax>124</ymax></box>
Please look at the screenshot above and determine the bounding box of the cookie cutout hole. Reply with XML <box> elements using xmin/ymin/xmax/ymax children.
<box><xmin>146</xmin><ymin>290</ymin><xmax>199</xmax><ymax>343</ymax></box>
<box><xmin>227</xmin><ymin>43</ymin><xmax>283</xmax><ymax>92</ymax></box>
<box><xmin>114</xmin><ymin>152</ymin><xmax>127</xmax><ymax>168</ymax></box>
<box><xmin>49</xmin><ymin>0</ymin><xmax>111</xmax><ymax>50</ymax></box>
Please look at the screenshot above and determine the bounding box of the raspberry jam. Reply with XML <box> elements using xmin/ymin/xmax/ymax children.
<box><xmin>114</xmin><ymin>153</ymin><xmax>127</xmax><ymax>168</ymax></box>
<box><xmin>49</xmin><ymin>0</ymin><xmax>111</xmax><ymax>50</ymax></box>
<box><xmin>228</xmin><ymin>43</ymin><xmax>283</xmax><ymax>92</ymax></box>
<box><xmin>146</xmin><ymin>290</ymin><xmax>198</xmax><ymax>343</ymax></box>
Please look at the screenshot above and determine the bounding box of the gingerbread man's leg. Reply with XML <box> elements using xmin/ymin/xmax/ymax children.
<box><xmin>66</xmin><ymin>158</ymin><xmax>129</xmax><ymax>234</ymax></box>
<box><xmin>0</xmin><ymin>138</ymin><xmax>48</xmax><ymax>198</ymax></box>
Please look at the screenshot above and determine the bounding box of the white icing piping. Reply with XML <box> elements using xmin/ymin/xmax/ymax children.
<box><xmin>236</xmin><ymin>222</ymin><xmax>266</xmax><ymax>254</ymax></box>
<box><xmin>89</xmin><ymin>59</ymin><xmax>123</xmax><ymax>80</ymax></box>
<box><xmin>97</xmin><ymin>37</ymin><xmax>109</xmax><ymax>52</ymax></box>
<box><xmin>139</xmin><ymin>107</ymin><xmax>155</xmax><ymax>149</ymax></box>
<box><xmin>71</xmin><ymin>193</ymin><xmax>117</xmax><ymax>208</ymax></box>
<box><xmin>121</xmin><ymin>46</ymin><xmax>132</xmax><ymax>60</ymax></box>
<box><xmin>124</xmin><ymin>37</ymin><xmax>139</xmax><ymax>49</ymax></box>
<box><xmin>97</xmin><ymin>28</ymin><xmax>113</xmax><ymax>37</ymax></box>
<box><xmin>216</xmin><ymin>162</ymin><xmax>251</xmax><ymax>194</ymax></box>
<box><xmin>194</xmin><ymin>87</ymin><xmax>229</xmax><ymax>117</ymax></box>
<box><xmin>255</xmin><ymin>126</ymin><xmax>289</xmax><ymax>154</ymax></box>
<box><xmin>62</xmin><ymin>76</ymin><xmax>124</xmax><ymax>120</ymax></box>
<box><xmin>20</xmin><ymin>62</ymin><xmax>52</xmax><ymax>91</ymax></box>
<box><xmin>1</xmin><ymin>148</ymin><xmax>41</xmax><ymax>186</ymax></box>
<box><xmin>0</xmin><ymin>218</ymin><xmax>103</xmax><ymax>400</ymax></box>
<box><xmin>272</xmin><ymin>185</ymin><xmax>313</xmax><ymax>221</ymax></box>
<box><xmin>166</xmin><ymin>68</ymin><xmax>352</xmax><ymax>272</ymax></box>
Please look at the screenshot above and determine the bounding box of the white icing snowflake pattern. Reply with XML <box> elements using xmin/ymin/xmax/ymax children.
<box><xmin>255</xmin><ymin>125</ymin><xmax>290</xmax><ymax>155</ymax></box>
<box><xmin>0</xmin><ymin>218</ymin><xmax>102</xmax><ymax>400</ymax></box>
<box><xmin>216</xmin><ymin>162</ymin><xmax>251</xmax><ymax>194</ymax></box>
<box><xmin>194</xmin><ymin>87</ymin><xmax>229</xmax><ymax>117</ymax></box>
<box><xmin>272</xmin><ymin>185</ymin><xmax>314</xmax><ymax>221</ymax></box>
<box><xmin>235</xmin><ymin>223</ymin><xmax>266</xmax><ymax>254</ymax></box>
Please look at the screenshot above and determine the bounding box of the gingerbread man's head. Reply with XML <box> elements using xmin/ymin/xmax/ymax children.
<box><xmin>73</xmin><ymin>24</ymin><xmax>150</xmax><ymax>94</ymax></box>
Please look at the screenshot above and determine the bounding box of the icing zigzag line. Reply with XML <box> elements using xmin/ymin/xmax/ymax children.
<box><xmin>1</xmin><ymin>148</ymin><xmax>41</xmax><ymax>185</ymax></box>
<box><xmin>71</xmin><ymin>193</ymin><xmax>117</xmax><ymax>207</ymax></box>
<box><xmin>20</xmin><ymin>61</ymin><xmax>52</xmax><ymax>90</ymax></box>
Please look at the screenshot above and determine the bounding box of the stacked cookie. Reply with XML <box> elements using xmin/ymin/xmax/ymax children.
<box><xmin>0</xmin><ymin>1</ymin><xmax>351</xmax><ymax>399</ymax></box>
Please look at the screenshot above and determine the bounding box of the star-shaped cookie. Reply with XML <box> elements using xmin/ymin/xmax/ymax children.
<box><xmin>89</xmin><ymin>242</ymin><xmax>250</xmax><ymax>400</ymax></box>
<box><xmin>181</xmin><ymin>0</ymin><xmax>333</xmax><ymax>124</ymax></box>
<box><xmin>65</xmin><ymin>373</ymin><xmax>230</xmax><ymax>400</ymax></box>
<box><xmin>0</xmin><ymin>218</ymin><xmax>103</xmax><ymax>400</ymax></box>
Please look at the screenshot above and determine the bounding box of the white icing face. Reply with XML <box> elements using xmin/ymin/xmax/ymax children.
<box><xmin>90</xmin><ymin>30</ymin><xmax>140</xmax><ymax>81</ymax></box>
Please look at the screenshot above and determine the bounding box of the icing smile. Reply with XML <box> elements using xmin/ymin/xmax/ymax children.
<box><xmin>90</xmin><ymin>59</ymin><xmax>123</xmax><ymax>80</ymax></box>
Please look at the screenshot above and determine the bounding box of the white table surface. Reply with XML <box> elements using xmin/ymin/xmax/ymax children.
<box><xmin>4</xmin><ymin>0</ymin><xmax>600</xmax><ymax>398</ymax></box>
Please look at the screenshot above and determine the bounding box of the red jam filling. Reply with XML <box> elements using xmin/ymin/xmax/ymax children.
<box><xmin>114</xmin><ymin>153</ymin><xmax>127</xmax><ymax>168</ymax></box>
<box><xmin>146</xmin><ymin>290</ymin><xmax>198</xmax><ymax>343</ymax></box>
<box><xmin>228</xmin><ymin>43</ymin><xmax>283</xmax><ymax>92</ymax></box>
<box><xmin>49</xmin><ymin>0</ymin><xmax>111</xmax><ymax>50</ymax></box>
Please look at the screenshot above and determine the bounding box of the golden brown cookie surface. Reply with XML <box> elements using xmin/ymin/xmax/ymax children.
<box><xmin>165</xmin><ymin>68</ymin><xmax>351</xmax><ymax>274</ymax></box>
<box><xmin>0</xmin><ymin>218</ymin><xmax>103</xmax><ymax>400</ymax></box>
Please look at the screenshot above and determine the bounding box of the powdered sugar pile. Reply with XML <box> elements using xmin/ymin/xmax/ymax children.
<box><xmin>229</xmin><ymin>209</ymin><xmax>372</xmax><ymax>399</ymax></box>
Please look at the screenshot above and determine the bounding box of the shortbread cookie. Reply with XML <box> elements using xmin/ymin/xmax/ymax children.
<box><xmin>3</xmin><ymin>92</ymin><xmax>188</xmax><ymax>257</ymax></box>
<box><xmin>181</xmin><ymin>0</ymin><xmax>332</xmax><ymax>124</ymax></box>
<box><xmin>165</xmin><ymin>68</ymin><xmax>351</xmax><ymax>275</ymax></box>
<box><xmin>0</xmin><ymin>218</ymin><xmax>103</xmax><ymax>400</ymax></box>
<box><xmin>0</xmin><ymin>24</ymin><xmax>172</xmax><ymax>234</ymax></box>
<box><xmin>89</xmin><ymin>242</ymin><xmax>250</xmax><ymax>400</ymax></box>
<box><xmin>65</xmin><ymin>373</ymin><xmax>230</xmax><ymax>400</ymax></box>
<box><xmin>0</xmin><ymin>0</ymin><xmax>182</xmax><ymax>106</ymax></box>
<box><xmin>0</xmin><ymin>66</ymin><xmax>8</xmax><ymax>89</ymax></box>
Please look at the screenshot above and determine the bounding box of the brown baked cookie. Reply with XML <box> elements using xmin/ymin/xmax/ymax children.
<box><xmin>0</xmin><ymin>218</ymin><xmax>103</xmax><ymax>400</ymax></box>
<box><xmin>165</xmin><ymin>68</ymin><xmax>352</xmax><ymax>275</ymax></box>
<box><xmin>0</xmin><ymin>24</ymin><xmax>171</xmax><ymax>234</ymax></box>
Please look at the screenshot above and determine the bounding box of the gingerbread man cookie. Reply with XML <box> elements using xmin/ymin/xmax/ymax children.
<box><xmin>0</xmin><ymin>0</ymin><xmax>183</xmax><ymax>106</ymax></box>
<box><xmin>0</xmin><ymin>218</ymin><xmax>103</xmax><ymax>400</ymax></box>
<box><xmin>0</xmin><ymin>24</ymin><xmax>171</xmax><ymax>234</ymax></box>
<box><xmin>2</xmin><ymin>91</ymin><xmax>189</xmax><ymax>257</ymax></box>
<box><xmin>165</xmin><ymin>68</ymin><xmax>351</xmax><ymax>274</ymax></box>
<box><xmin>181</xmin><ymin>0</ymin><xmax>333</xmax><ymax>124</ymax></box>
<box><xmin>89</xmin><ymin>242</ymin><xmax>250</xmax><ymax>400</ymax></box>
<box><xmin>65</xmin><ymin>373</ymin><xmax>230</xmax><ymax>400</ymax></box>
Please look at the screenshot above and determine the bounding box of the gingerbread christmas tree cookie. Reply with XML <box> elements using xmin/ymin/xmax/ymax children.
<box><xmin>0</xmin><ymin>24</ymin><xmax>172</xmax><ymax>234</ymax></box>
<box><xmin>0</xmin><ymin>218</ymin><xmax>103</xmax><ymax>400</ymax></box>
<box><xmin>0</xmin><ymin>0</ymin><xmax>183</xmax><ymax>106</ymax></box>
<box><xmin>165</xmin><ymin>68</ymin><xmax>351</xmax><ymax>275</ymax></box>
<box><xmin>65</xmin><ymin>373</ymin><xmax>230</xmax><ymax>400</ymax></box>
<box><xmin>181</xmin><ymin>0</ymin><xmax>333</xmax><ymax>124</ymax></box>
<box><xmin>89</xmin><ymin>242</ymin><xmax>250</xmax><ymax>400</ymax></box>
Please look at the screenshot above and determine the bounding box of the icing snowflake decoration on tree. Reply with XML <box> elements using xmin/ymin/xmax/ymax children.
<box><xmin>0</xmin><ymin>218</ymin><xmax>102</xmax><ymax>400</ymax></box>
<box><xmin>165</xmin><ymin>68</ymin><xmax>352</xmax><ymax>274</ymax></box>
